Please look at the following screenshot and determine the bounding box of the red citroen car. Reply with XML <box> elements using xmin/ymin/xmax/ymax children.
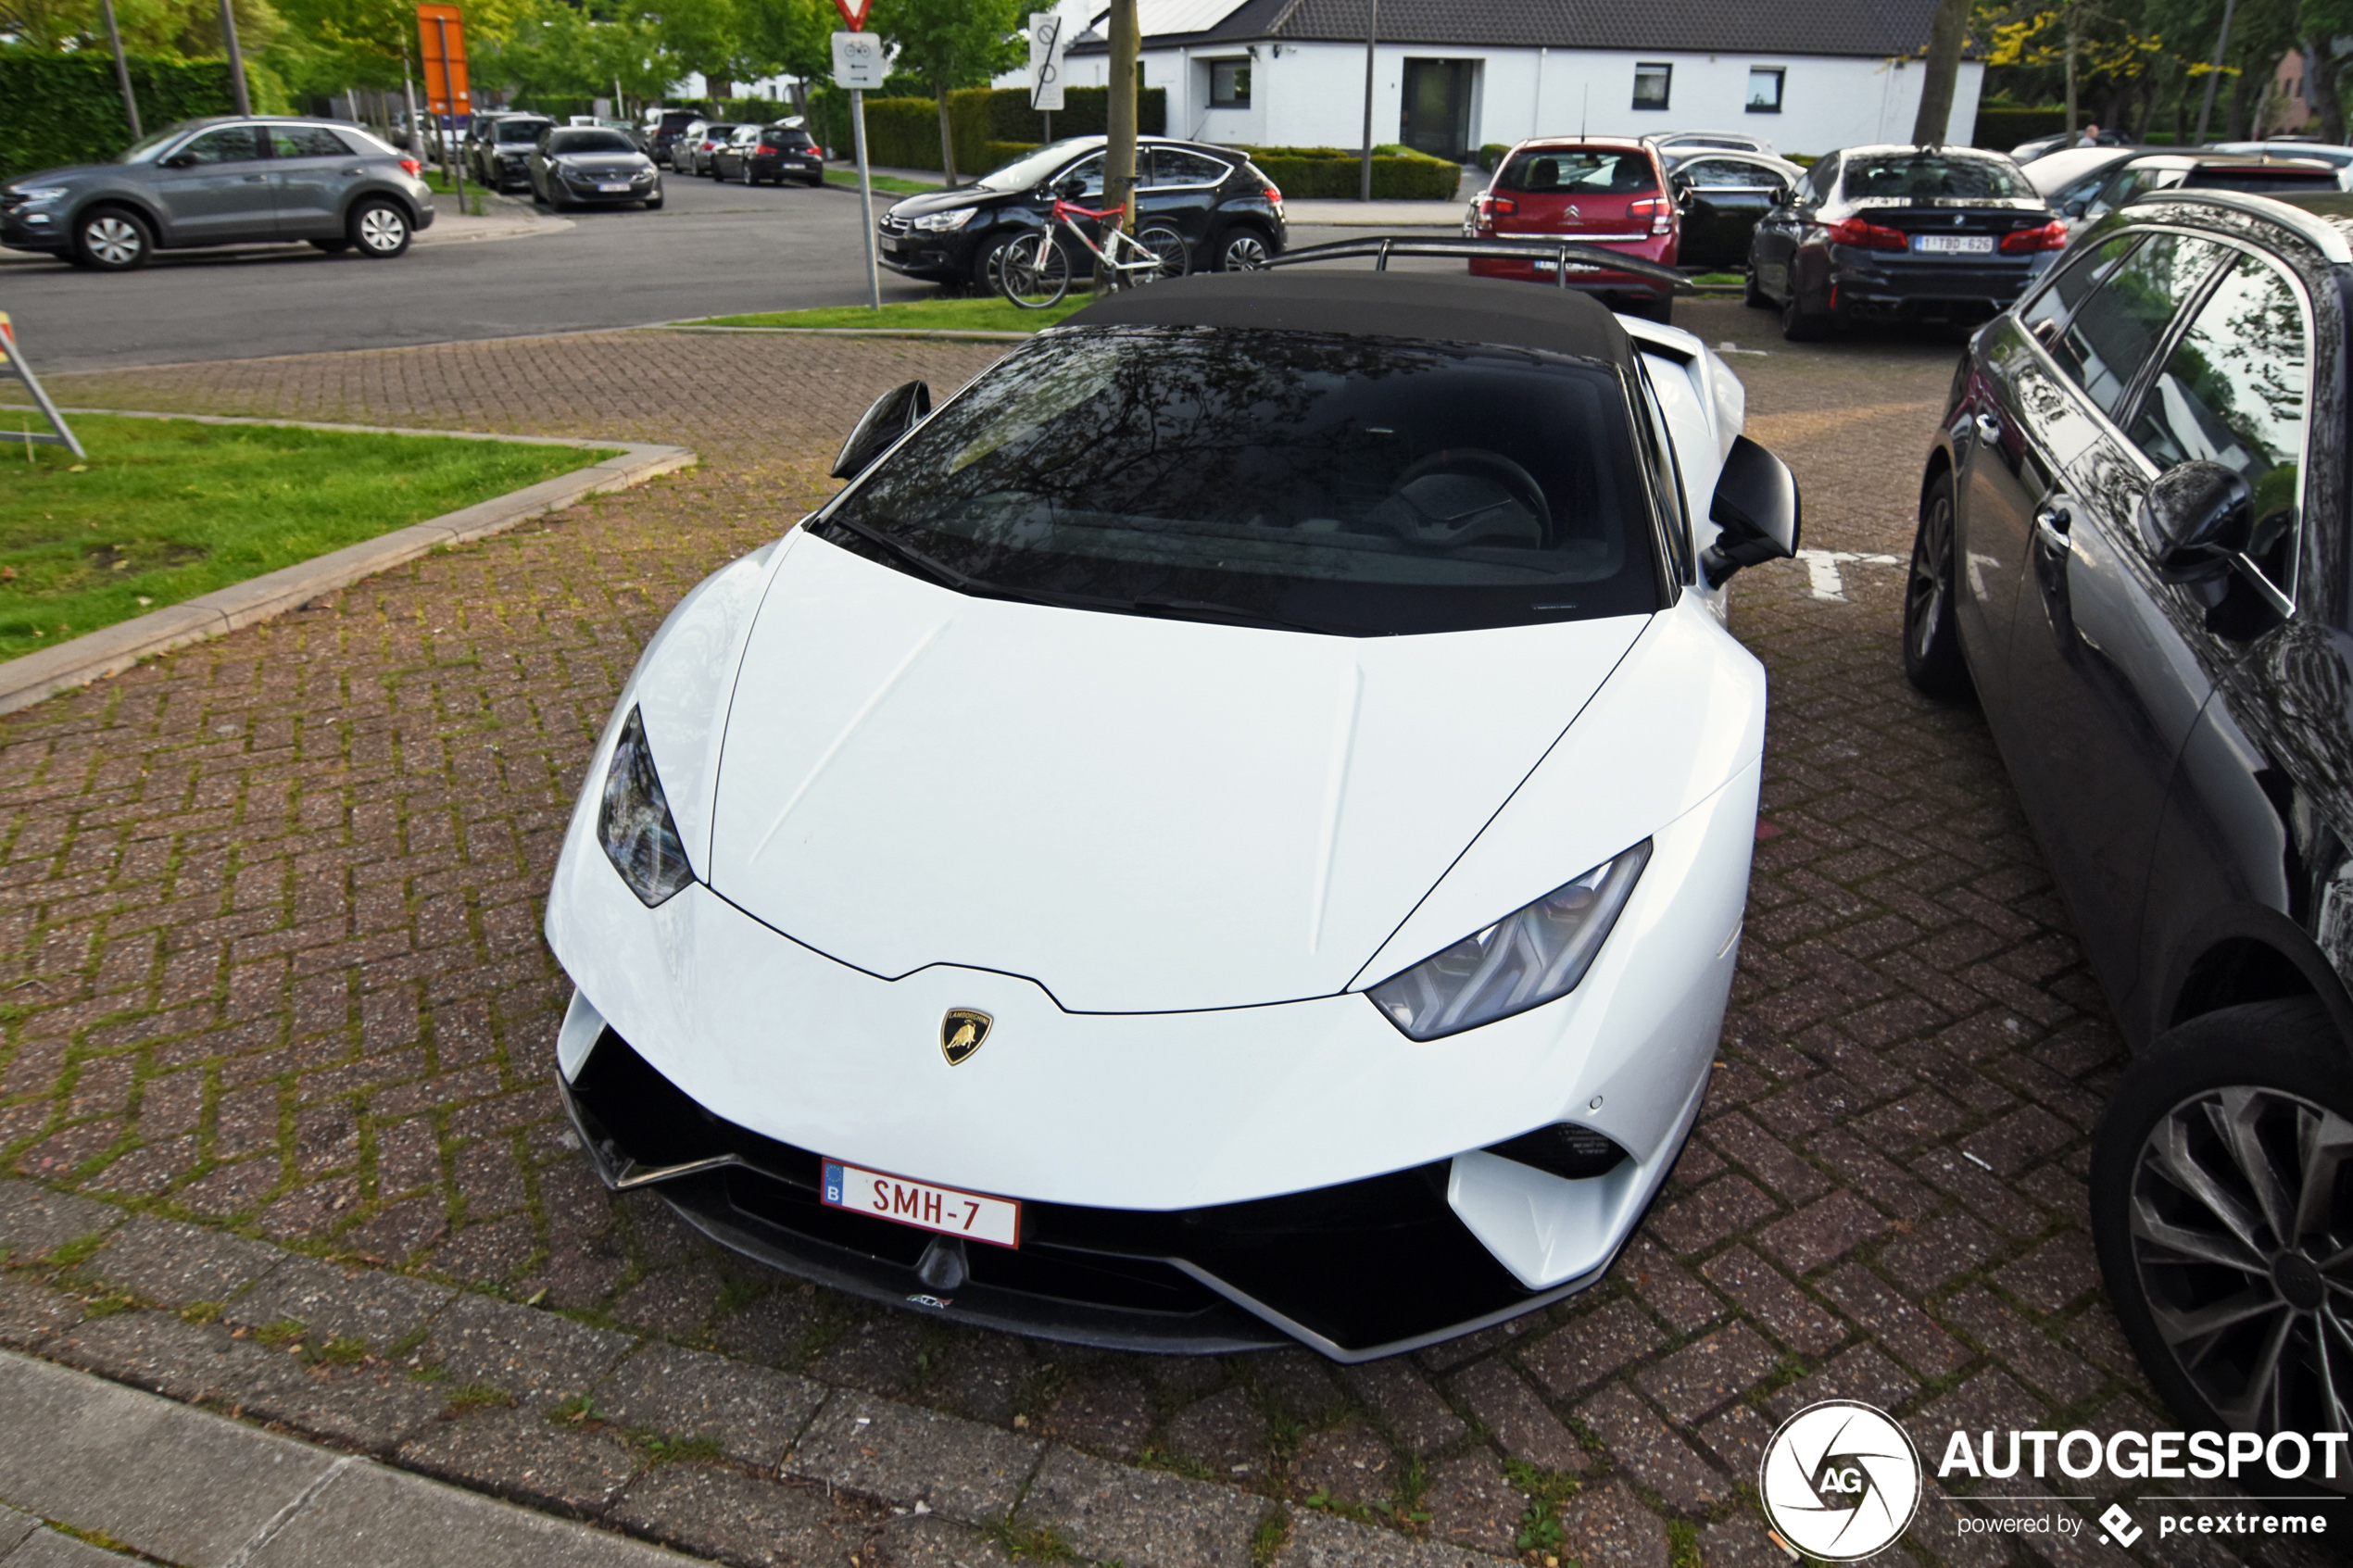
<box><xmin>1468</xmin><ymin>139</ymin><xmax>1680</xmax><ymax>321</ymax></box>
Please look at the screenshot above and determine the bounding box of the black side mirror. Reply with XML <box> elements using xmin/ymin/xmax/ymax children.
<box><xmin>1701</xmin><ymin>435</ymin><xmax>1803</xmax><ymax>586</ymax></box>
<box><xmin>831</xmin><ymin>380</ymin><xmax>933</xmax><ymax>480</ymax></box>
<box><xmin>161</xmin><ymin>151</ymin><xmax>197</xmax><ymax>169</ymax></box>
<box><xmin>2138</xmin><ymin>459</ymin><xmax>2252</xmax><ymax>583</ymax></box>
<box><xmin>1053</xmin><ymin>175</ymin><xmax>1087</xmax><ymax>200</ymax></box>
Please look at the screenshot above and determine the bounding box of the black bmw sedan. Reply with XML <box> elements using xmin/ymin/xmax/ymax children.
<box><xmin>527</xmin><ymin>126</ymin><xmax>662</xmax><ymax>211</ymax></box>
<box><xmin>877</xmin><ymin>135</ymin><xmax>1287</xmax><ymax>292</ymax></box>
<box><xmin>1906</xmin><ymin>186</ymin><xmax>2353</xmax><ymax>1460</ymax></box>
<box><xmin>1745</xmin><ymin>144</ymin><xmax>2065</xmax><ymax>339</ymax></box>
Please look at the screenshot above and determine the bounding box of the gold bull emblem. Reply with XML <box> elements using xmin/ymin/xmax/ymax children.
<box><xmin>941</xmin><ymin>1009</ymin><xmax>993</xmax><ymax>1066</ymax></box>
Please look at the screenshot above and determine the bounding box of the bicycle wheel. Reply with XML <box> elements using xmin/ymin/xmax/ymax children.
<box><xmin>998</xmin><ymin>232</ymin><xmax>1071</xmax><ymax>308</ymax></box>
<box><xmin>1135</xmin><ymin>223</ymin><xmax>1189</xmax><ymax>282</ymax></box>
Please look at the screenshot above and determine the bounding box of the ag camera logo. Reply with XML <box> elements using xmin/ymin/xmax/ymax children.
<box><xmin>1760</xmin><ymin>1400</ymin><xmax>1924</xmax><ymax>1560</ymax></box>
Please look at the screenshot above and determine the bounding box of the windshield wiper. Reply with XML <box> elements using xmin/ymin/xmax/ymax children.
<box><xmin>818</xmin><ymin>518</ymin><xmax>1335</xmax><ymax>633</ymax></box>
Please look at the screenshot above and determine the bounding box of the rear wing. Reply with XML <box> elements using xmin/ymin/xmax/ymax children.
<box><xmin>1263</xmin><ymin>235</ymin><xmax>1692</xmax><ymax>294</ymax></box>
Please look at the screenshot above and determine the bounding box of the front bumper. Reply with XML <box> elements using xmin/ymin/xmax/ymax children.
<box><xmin>1</xmin><ymin>197</ymin><xmax>69</xmax><ymax>254</ymax></box>
<box><xmin>755</xmin><ymin>154</ymin><xmax>826</xmax><ymax>182</ymax></box>
<box><xmin>561</xmin><ymin>1013</ymin><xmax>1704</xmax><ymax>1358</ymax></box>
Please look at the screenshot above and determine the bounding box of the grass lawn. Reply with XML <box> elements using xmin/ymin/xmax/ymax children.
<box><xmin>686</xmin><ymin>295</ymin><xmax>1090</xmax><ymax>332</ymax></box>
<box><xmin>824</xmin><ymin>169</ymin><xmax>940</xmax><ymax>196</ymax></box>
<box><xmin>0</xmin><ymin>414</ymin><xmax>615</xmax><ymax>660</ymax></box>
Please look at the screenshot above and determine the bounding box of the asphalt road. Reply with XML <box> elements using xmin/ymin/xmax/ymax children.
<box><xmin>0</xmin><ymin>171</ymin><xmax>944</xmax><ymax>374</ymax></box>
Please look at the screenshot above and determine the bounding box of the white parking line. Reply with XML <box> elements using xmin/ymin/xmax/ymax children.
<box><xmin>1794</xmin><ymin>548</ymin><xmax>1900</xmax><ymax>602</ymax></box>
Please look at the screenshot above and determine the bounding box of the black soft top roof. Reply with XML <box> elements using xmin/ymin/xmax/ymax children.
<box><xmin>1061</xmin><ymin>270</ymin><xmax>1634</xmax><ymax>365</ymax></box>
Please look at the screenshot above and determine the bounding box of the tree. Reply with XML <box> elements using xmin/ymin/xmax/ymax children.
<box><xmin>2299</xmin><ymin>0</ymin><xmax>2352</xmax><ymax>140</ymax></box>
<box><xmin>739</xmin><ymin>0</ymin><xmax>829</xmax><ymax>117</ymax></box>
<box><xmin>1913</xmin><ymin>0</ymin><xmax>1972</xmax><ymax>141</ymax></box>
<box><xmin>875</xmin><ymin>0</ymin><xmax>1021</xmax><ymax>182</ymax></box>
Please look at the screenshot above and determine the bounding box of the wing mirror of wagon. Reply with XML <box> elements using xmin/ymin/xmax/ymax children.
<box><xmin>830</xmin><ymin>379</ymin><xmax>933</xmax><ymax>481</ymax></box>
<box><xmin>2138</xmin><ymin>459</ymin><xmax>2252</xmax><ymax>583</ymax></box>
<box><xmin>1700</xmin><ymin>434</ymin><xmax>1803</xmax><ymax>587</ymax></box>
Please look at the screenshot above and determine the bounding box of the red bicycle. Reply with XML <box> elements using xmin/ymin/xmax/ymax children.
<box><xmin>996</xmin><ymin>197</ymin><xmax>1188</xmax><ymax>308</ymax></box>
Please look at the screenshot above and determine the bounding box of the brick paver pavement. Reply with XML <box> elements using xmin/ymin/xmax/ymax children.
<box><xmin>0</xmin><ymin>306</ymin><xmax>2331</xmax><ymax>1567</ymax></box>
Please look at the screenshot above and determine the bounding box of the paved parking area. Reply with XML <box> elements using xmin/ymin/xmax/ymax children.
<box><xmin>0</xmin><ymin>303</ymin><xmax>2331</xmax><ymax>1567</ymax></box>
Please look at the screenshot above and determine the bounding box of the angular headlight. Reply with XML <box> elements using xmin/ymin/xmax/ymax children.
<box><xmin>1369</xmin><ymin>841</ymin><xmax>1652</xmax><ymax>1040</ymax></box>
<box><xmin>912</xmin><ymin>207</ymin><xmax>977</xmax><ymax>232</ymax></box>
<box><xmin>14</xmin><ymin>187</ymin><xmax>69</xmax><ymax>206</ymax></box>
<box><xmin>598</xmin><ymin>707</ymin><xmax>694</xmax><ymax>907</ymax></box>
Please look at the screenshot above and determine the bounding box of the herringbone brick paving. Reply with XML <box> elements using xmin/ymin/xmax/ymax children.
<box><xmin>0</xmin><ymin>307</ymin><xmax>2325</xmax><ymax>1567</ymax></box>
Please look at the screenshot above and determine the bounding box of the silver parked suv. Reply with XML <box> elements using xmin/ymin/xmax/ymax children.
<box><xmin>0</xmin><ymin>117</ymin><xmax>436</xmax><ymax>271</ymax></box>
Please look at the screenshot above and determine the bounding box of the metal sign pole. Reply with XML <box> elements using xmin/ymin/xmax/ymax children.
<box><xmin>99</xmin><ymin>0</ymin><xmax>140</xmax><ymax>140</ymax></box>
<box><xmin>0</xmin><ymin>315</ymin><xmax>87</xmax><ymax>460</ymax></box>
<box><xmin>852</xmin><ymin>88</ymin><xmax>880</xmax><ymax>309</ymax></box>
<box><xmin>435</xmin><ymin>16</ymin><xmax>467</xmax><ymax>207</ymax></box>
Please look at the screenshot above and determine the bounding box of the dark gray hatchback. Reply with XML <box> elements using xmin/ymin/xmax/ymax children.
<box><xmin>0</xmin><ymin>117</ymin><xmax>435</xmax><ymax>271</ymax></box>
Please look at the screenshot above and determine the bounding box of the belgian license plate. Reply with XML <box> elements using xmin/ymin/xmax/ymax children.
<box><xmin>880</xmin><ymin>236</ymin><xmax>900</xmax><ymax>254</ymax></box>
<box><xmin>598</xmin><ymin>182</ymin><xmax>633</xmax><ymax>193</ymax></box>
<box><xmin>823</xmin><ymin>1160</ymin><xmax>1022</xmax><ymax>1248</ymax></box>
<box><xmin>1912</xmin><ymin>233</ymin><xmax>1994</xmax><ymax>254</ymax></box>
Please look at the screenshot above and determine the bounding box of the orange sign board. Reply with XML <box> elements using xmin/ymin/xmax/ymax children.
<box><xmin>416</xmin><ymin>6</ymin><xmax>471</xmax><ymax>117</ymax></box>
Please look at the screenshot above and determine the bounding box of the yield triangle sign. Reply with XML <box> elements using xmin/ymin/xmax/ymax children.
<box><xmin>833</xmin><ymin>0</ymin><xmax>871</xmax><ymax>29</ymax></box>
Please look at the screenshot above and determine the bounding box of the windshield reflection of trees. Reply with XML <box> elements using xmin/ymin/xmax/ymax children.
<box><xmin>834</xmin><ymin>326</ymin><xmax>1653</xmax><ymax>626</ymax></box>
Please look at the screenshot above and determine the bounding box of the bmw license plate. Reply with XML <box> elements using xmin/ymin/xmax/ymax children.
<box><xmin>823</xmin><ymin>1160</ymin><xmax>1022</xmax><ymax>1248</ymax></box>
<box><xmin>598</xmin><ymin>182</ymin><xmax>633</xmax><ymax>193</ymax></box>
<box><xmin>1912</xmin><ymin>233</ymin><xmax>1994</xmax><ymax>254</ymax></box>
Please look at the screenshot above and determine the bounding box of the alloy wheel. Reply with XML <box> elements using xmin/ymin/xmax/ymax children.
<box><xmin>2128</xmin><ymin>1085</ymin><xmax>2353</xmax><ymax>1441</ymax></box>
<box><xmin>1221</xmin><ymin>232</ymin><xmax>1269</xmax><ymax>270</ymax></box>
<box><xmin>1906</xmin><ymin>488</ymin><xmax>1953</xmax><ymax>662</ymax></box>
<box><xmin>359</xmin><ymin>207</ymin><xmax>407</xmax><ymax>253</ymax></box>
<box><xmin>82</xmin><ymin>215</ymin><xmax>142</xmax><ymax>267</ymax></box>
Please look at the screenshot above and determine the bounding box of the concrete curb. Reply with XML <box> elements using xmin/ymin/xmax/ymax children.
<box><xmin>0</xmin><ymin>414</ymin><xmax>693</xmax><ymax>718</ymax></box>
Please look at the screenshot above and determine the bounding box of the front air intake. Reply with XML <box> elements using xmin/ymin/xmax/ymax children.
<box><xmin>1484</xmin><ymin>1123</ymin><xmax>1628</xmax><ymax>1180</ymax></box>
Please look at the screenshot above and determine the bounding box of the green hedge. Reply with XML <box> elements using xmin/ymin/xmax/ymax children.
<box><xmin>1971</xmin><ymin>105</ymin><xmax>2066</xmax><ymax>150</ymax></box>
<box><xmin>0</xmin><ymin>53</ymin><xmax>240</xmax><ymax>181</ymax></box>
<box><xmin>1238</xmin><ymin>145</ymin><xmax>1461</xmax><ymax>200</ymax></box>
<box><xmin>859</xmin><ymin>86</ymin><xmax>1165</xmax><ymax>173</ymax></box>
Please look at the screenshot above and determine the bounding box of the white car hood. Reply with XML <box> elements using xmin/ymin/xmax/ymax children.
<box><xmin>704</xmin><ymin>534</ymin><xmax>1649</xmax><ymax>1012</ymax></box>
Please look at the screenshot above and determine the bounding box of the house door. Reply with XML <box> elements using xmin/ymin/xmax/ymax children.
<box><xmin>1400</xmin><ymin>59</ymin><xmax>1475</xmax><ymax>160</ymax></box>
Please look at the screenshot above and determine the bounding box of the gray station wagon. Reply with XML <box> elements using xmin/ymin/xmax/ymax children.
<box><xmin>0</xmin><ymin>116</ymin><xmax>436</xmax><ymax>271</ymax></box>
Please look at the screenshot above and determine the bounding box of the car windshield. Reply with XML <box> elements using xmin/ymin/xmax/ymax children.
<box><xmin>818</xmin><ymin>326</ymin><xmax>1662</xmax><ymax>636</ymax></box>
<box><xmin>1498</xmin><ymin>148</ymin><xmax>1656</xmax><ymax>194</ymax></box>
<box><xmin>117</xmin><ymin>122</ymin><xmax>198</xmax><ymax>162</ymax></box>
<box><xmin>550</xmin><ymin>130</ymin><xmax>635</xmax><ymax>154</ymax></box>
<box><xmin>976</xmin><ymin>138</ymin><xmax>1096</xmax><ymax>191</ymax></box>
<box><xmin>498</xmin><ymin>120</ymin><xmax>550</xmax><ymax>143</ymax></box>
<box><xmin>1843</xmin><ymin>153</ymin><xmax>2025</xmax><ymax>199</ymax></box>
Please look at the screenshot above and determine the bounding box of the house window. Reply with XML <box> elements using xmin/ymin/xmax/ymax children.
<box><xmin>1209</xmin><ymin>58</ymin><xmax>1250</xmax><ymax>108</ymax></box>
<box><xmin>1632</xmin><ymin>62</ymin><xmax>1671</xmax><ymax>110</ymax></box>
<box><xmin>1747</xmin><ymin>67</ymin><xmax>1785</xmax><ymax>113</ymax></box>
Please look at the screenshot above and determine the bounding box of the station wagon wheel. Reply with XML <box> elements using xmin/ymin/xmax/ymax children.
<box><xmin>1902</xmin><ymin>470</ymin><xmax>1969</xmax><ymax>697</ymax></box>
<box><xmin>349</xmin><ymin>199</ymin><xmax>411</xmax><ymax>259</ymax></box>
<box><xmin>1217</xmin><ymin>229</ymin><xmax>1270</xmax><ymax>271</ymax></box>
<box><xmin>2093</xmin><ymin>999</ymin><xmax>2353</xmax><ymax>1492</ymax></box>
<box><xmin>74</xmin><ymin>207</ymin><xmax>151</xmax><ymax>271</ymax></box>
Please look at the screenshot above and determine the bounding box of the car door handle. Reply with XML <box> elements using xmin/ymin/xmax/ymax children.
<box><xmin>1974</xmin><ymin>413</ymin><xmax>2002</xmax><ymax>444</ymax></box>
<box><xmin>2034</xmin><ymin>500</ymin><xmax>2073</xmax><ymax>553</ymax></box>
<box><xmin>243</xmin><ymin>173</ymin><xmax>268</xmax><ymax>182</ymax></box>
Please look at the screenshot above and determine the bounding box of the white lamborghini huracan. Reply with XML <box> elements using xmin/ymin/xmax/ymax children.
<box><xmin>544</xmin><ymin>266</ymin><xmax>1798</xmax><ymax>1360</ymax></box>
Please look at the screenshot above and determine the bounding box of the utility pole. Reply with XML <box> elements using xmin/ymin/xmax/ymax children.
<box><xmin>1359</xmin><ymin>0</ymin><xmax>1378</xmax><ymax>200</ymax></box>
<box><xmin>99</xmin><ymin>0</ymin><xmax>141</xmax><ymax>140</ymax></box>
<box><xmin>219</xmin><ymin>0</ymin><xmax>251</xmax><ymax>115</ymax></box>
<box><xmin>2194</xmin><ymin>0</ymin><xmax>2240</xmax><ymax>144</ymax></box>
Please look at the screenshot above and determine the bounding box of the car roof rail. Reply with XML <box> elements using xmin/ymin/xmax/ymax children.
<box><xmin>2131</xmin><ymin>186</ymin><xmax>2353</xmax><ymax>264</ymax></box>
<box><xmin>1263</xmin><ymin>235</ymin><xmax>1693</xmax><ymax>293</ymax></box>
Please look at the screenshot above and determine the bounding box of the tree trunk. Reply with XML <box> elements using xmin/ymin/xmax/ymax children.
<box><xmin>708</xmin><ymin>74</ymin><xmax>733</xmax><ymax>103</ymax></box>
<box><xmin>1101</xmin><ymin>0</ymin><xmax>1139</xmax><ymax>287</ymax></box>
<box><xmin>2065</xmin><ymin>12</ymin><xmax>2079</xmax><ymax>136</ymax></box>
<box><xmin>1910</xmin><ymin>0</ymin><xmax>1969</xmax><ymax>144</ymax></box>
<box><xmin>2229</xmin><ymin>57</ymin><xmax>2254</xmax><ymax>138</ymax></box>
<box><xmin>2313</xmin><ymin>43</ymin><xmax>2347</xmax><ymax>144</ymax></box>
<box><xmin>937</xmin><ymin>87</ymin><xmax>957</xmax><ymax>183</ymax></box>
<box><xmin>790</xmin><ymin>78</ymin><xmax>809</xmax><ymax>123</ymax></box>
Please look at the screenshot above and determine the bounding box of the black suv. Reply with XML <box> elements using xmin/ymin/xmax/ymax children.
<box><xmin>878</xmin><ymin>135</ymin><xmax>1287</xmax><ymax>292</ymax></box>
<box><xmin>1906</xmin><ymin>186</ymin><xmax>2353</xmax><ymax>1454</ymax></box>
<box><xmin>468</xmin><ymin>113</ymin><xmax>555</xmax><ymax>191</ymax></box>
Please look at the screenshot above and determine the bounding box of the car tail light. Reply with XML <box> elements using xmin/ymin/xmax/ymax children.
<box><xmin>1629</xmin><ymin>195</ymin><xmax>1673</xmax><ymax>234</ymax></box>
<box><xmin>758</xmin><ymin>144</ymin><xmax>778</xmax><ymax>155</ymax></box>
<box><xmin>1265</xmin><ymin>185</ymin><xmax>1282</xmax><ymax>204</ymax></box>
<box><xmin>1491</xmin><ymin>194</ymin><xmax>1518</xmax><ymax>217</ymax></box>
<box><xmin>1824</xmin><ymin>216</ymin><xmax>1909</xmax><ymax>251</ymax></box>
<box><xmin>2001</xmin><ymin>220</ymin><xmax>2070</xmax><ymax>253</ymax></box>
<box><xmin>399</xmin><ymin>157</ymin><xmax>422</xmax><ymax>177</ymax></box>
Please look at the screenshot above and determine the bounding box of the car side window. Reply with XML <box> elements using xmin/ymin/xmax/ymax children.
<box><xmin>2020</xmin><ymin>234</ymin><xmax>2139</xmax><ymax>347</ymax></box>
<box><xmin>180</xmin><ymin>126</ymin><xmax>266</xmax><ymax>164</ymax></box>
<box><xmin>1149</xmin><ymin>148</ymin><xmax>1229</xmax><ymax>187</ymax></box>
<box><xmin>1058</xmin><ymin>153</ymin><xmax>1106</xmax><ymax>199</ymax></box>
<box><xmin>2049</xmin><ymin>232</ymin><xmax>2229</xmax><ymax>418</ymax></box>
<box><xmin>2127</xmin><ymin>254</ymin><xmax>2309</xmax><ymax>598</ymax></box>
<box><xmin>271</xmin><ymin>127</ymin><xmax>353</xmax><ymax>158</ymax></box>
<box><xmin>1630</xmin><ymin>366</ymin><xmax>1692</xmax><ymax>583</ymax></box>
